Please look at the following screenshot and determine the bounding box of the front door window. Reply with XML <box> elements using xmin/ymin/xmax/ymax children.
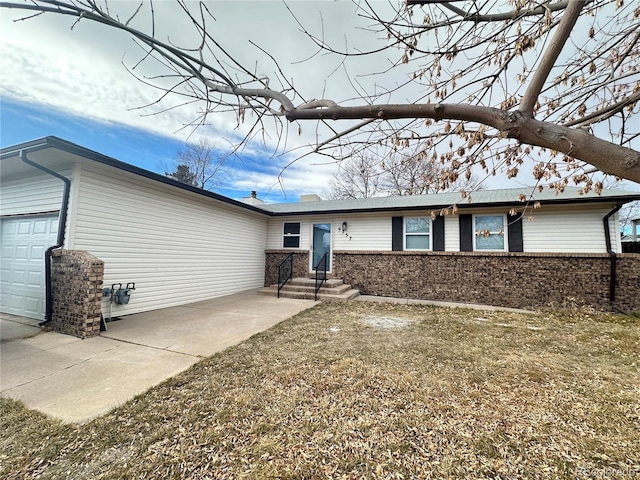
<box><xmin>312</xmin><ymin>223</ymin><xmax>331</xmax><ymax>271</ymax></box>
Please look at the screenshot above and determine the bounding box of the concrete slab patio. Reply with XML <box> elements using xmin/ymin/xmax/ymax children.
<box><xmin>0</xmin><ymin>290</ymin><xmax>315</xmax><ymax>424</ymax></box>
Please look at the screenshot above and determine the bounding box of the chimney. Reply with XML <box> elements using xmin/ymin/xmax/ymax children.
<box><xmin>242</xmin><ymin>191</ymin><xmax>264</xmax><ymax>206</ymax></box>
<box><xmin>300</xmin><ymin>194</ymin><xmax>322</xmax><ymax>202</ymax></box>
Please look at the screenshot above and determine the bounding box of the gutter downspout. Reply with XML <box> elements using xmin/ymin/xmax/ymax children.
<box><xmin>603</xmin><ymin>202</ymin><xmax>623</xmax><ymax>308</ymax></box>
<box><xmin>20</xmin><ymin>151</ymin><xmax>71</xmax><ymax>326</ymax></box>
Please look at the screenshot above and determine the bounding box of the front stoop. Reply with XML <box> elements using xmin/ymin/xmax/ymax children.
<box><xmin>258</xmin><ymin>277</ymin><xmax>360</xmax><ymax>301</ymax></box>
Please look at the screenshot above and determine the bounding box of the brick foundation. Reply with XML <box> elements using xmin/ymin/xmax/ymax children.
<box><xmin>615</xmin><ymin>255</ymin><xmax>640</xmax><ymax>313</ymax></box>
<box><xmin>265</xmin><ymin>250</ymin><xmax>310</xmax><ymax>286</ymax></box>
<box><xmin>50</xmin><ymin>249</ymin><xmax>104</xmax><ymax>338</ymax></box>
<box><xmin>265</xmin><ymin>250</ymin><xmax>640</xmax><ymax>313</ymax></box>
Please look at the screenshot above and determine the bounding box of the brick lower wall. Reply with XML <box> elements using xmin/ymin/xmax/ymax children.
<box><xmin>264</xmin><ymin>250</ymin><xmax>639</xmax><ymax>313</ymax></box>
<box><xmin>615</xmin><ymin>255</ymin><xmax>640</xmax><ymax>313</ymax></box>
<box><xmin>50</xmin><ymin>249</ymin><xmax>104</xmax><ymax>338</ymax></box>
<box><xmin>265</xmin><ymin>250</ymin><xmax>310</xmax><ymax>286</ymax></box>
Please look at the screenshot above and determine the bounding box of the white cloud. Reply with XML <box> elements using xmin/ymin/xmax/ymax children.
<box><xmin>1</xmin><ymin>1</ymin><xmax>419</xmax><ymax>204</ymax></box>
<box><xmin>0</xmin><ymin>1</ymin><xmax>410</xmax><ymax>196</ymax></box>
<box><xmin>1</xmin><ymin>1</ymin><xmax>400</xmax><ymax>130</ymax></box>
<box><xmin>225</xmin><ymin>149</ymin><xmax>340</xmax><ymax>200</ymax></box>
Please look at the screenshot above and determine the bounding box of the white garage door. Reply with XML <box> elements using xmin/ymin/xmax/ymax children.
<box><xmin>1</xmin><ymin>214</ymin><xmax>59</xmax><ymax>320</ymax></box>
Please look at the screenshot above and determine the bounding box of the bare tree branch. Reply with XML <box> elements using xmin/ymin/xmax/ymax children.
<box><xmin>520</xmin><ymin>0</ymin><xmax>585</xmax><ymax>114</ymax></box>
<box><xmin>2</xmin><ymin>0</ymin><xmax>638</xmax><ymax>189</ymax></box>
<box><xmin>412</xmin><ymin>0</ymin><xmax>578</xmax><ymax>23</ymax></box>
<box><xmin>565</xmin><ymin>90</ymin><xmax>640</xmax><ymax>128</ymax></box>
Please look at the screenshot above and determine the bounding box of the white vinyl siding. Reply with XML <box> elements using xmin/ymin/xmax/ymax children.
<box><xmin>609</xmin><ymin>213</ymin><xmax>622</xmax><ymax>253</ymax></box>
<box><xmin>70</xmin><ymin>163</ymin><xmax>268</xmax><ymax>316</ymax></box>
<box><xmin>333</xmin><ymin>215</ymin><xmax>392</xmax><ymax>251</ymax></box>
<box><xmin>266</xmin><ymin>205</ymin><xmax>621</xmax><ymax>255</ymax></box>
<box><xmin>0</xmin><ymin>170</ymin><xmax>71</xmax><ymax>216</ymax></box>
<box><xmin>266</xmin><ymin>214</ymin><xmax>392</xmax><ymax>252</ymax></box>
<box><xmin>522</xmin><ymin>206</ymin><xmax>620</xmax><ymax>253</ymax></box>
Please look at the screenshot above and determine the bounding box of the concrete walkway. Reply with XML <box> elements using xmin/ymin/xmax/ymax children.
<box><xmin>0</xmin><ymin>291</ymin><xmax>315</xmax><ymax>424</ymax></box>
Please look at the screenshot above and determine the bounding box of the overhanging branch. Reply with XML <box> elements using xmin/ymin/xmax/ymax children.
<box><xmin>287</xmin><ymin>103</ymin><xmax>640</xmax><ymax>182</ymax></box>
<box><xmin>565</xmin><ymin>90</ymin><xmax>640</xmax><ymax>127</ymax></box>
<box><xmin>519</xmin><ymin>0</ymin><xmax>585</xmax><ymax>114</ymax></box>
<box><xmin>407</xmin><ymin>0</ymin><xmax>577</xmax><ymax>22</ymax></box>
<box><xmin>203</xmin><ymin>80</ymin><xmax>294</xmax><ymax>112</ymax></box>
<box><xmin>286</xmin><ymin>103</ymin><xmax>504</xmax><ymax>127</ymax></box>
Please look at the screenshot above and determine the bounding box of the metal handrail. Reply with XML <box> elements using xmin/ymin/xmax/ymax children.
<box><xmin>277</xmin><ymin>253</ymin><xmax>293</xmax><ymax>298</ymax></box>
<box><xmin>314</xmin><ymin>253</ymin><xmax>328</xmax><ymax>301</ymax></box>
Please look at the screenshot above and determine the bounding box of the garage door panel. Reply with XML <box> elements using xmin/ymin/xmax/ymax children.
<box><xmin>1</xmin><ymin>246</ymin><xmax>13</xmax><ymax>259</ymax></box>
<box><xmin>2</xmin><ymin>222</ymin><xmax>17</xmax><ymax>235</ymax></box>
<box><xmin>24</xmin><ymin>296</ymin><xmax>43</xmax><ymax>316</ymax></box>
<box><xmin>2</xmin><ymin>292</ymin><xmax>41</xmax><ymax>315</ymax></box>
<box><xmin>33</xmin><ymin>219</ymin><xmax>49</xmax><ymax>234</ymax></box>
<box><xmin>28</xmin><ymin>270</ymin><xmax>44</xmax><ymax>287</ymax></box>
<box><xmin>11</xmin><ymin>269</ymin><xmax>26</xmax><ymax>285</ymax></box>
<box><xmin>2</xmin><ymin>292</ymin><xmax>20</xmax><ymax>309</ymax></box>
<box><xmin>1</xmin><ymin>214</ymin><xmax>58</xmax><ymax>319</ymax></box>
<box><xmin>17</xmin><ymin>221</ymin><xmax>31</xmax><ymax>235</ymax></box>
<box><xmin>30</xmin><ymin>245</ymin><xmax>46</xmax><ymax>260</ymax></box>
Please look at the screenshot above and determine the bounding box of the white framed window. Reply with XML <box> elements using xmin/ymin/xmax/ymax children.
<box><xmin>474</xmin><ymin>214</ymin><xmax>507</xmax><ymax>251</ymax></box>
<box><xmin>283</xmin><ymin>222</ymin><xmax>301</xmax><ymax>248</ymax></box>
<box><xmin>404</xmin><ymin>217</ymin><xmax>431</xmax><ymax>250</ymax></box>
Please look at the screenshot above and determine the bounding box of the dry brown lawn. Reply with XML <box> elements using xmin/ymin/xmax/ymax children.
<box><xmin>1</xmin><ymin>301</ymin><xmax>639</xmax><ymax>479</ymax></box>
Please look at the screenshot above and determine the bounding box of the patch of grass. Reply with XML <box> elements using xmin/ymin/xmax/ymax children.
<box><xmin>0</xmin><ymin>398</ymin><xmax>72</xmax><ymax>478</ymax></box>
<box><xmin>2</xmin><ymin>302</ymin><xmax>639</xmax><ymax>479</ymax></box>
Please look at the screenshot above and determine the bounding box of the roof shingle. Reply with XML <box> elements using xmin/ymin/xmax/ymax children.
<box><xmin>261</xmin><ymin>187</ymin><xmax>640</xmax><ymax>215</ymax></box>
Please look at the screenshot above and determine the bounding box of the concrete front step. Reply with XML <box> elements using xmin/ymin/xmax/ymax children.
<box><xmin>291</xmin><ymin>277</ymin><xmax>344</xmax><ymax>287</ymax></box>
<box><xmin>277</xmin><ymin>283</ymin><xmax>353</xmax><ymax>295</ymax></box>
<box><xmin>257</xmin><ymin>277</ymin><xmax>359</xmax><ymax>301</ymax></box>
<box><xmin>257</xmin><ymin>286</ymin><xmax>360</xmax><ymax>301</ymax></box>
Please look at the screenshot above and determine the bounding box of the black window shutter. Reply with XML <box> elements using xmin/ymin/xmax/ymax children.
<box><xmin>392</xmin><ymin>217</ymin><xmax>403</xmax><ymax>251</ymax></box>
<box><xmin>459</xmin><ymin>214</ymin><xmax>473</xmax><ymax>251</ymax></box>
<box><xmin>433</xmin><ymin>216</ymin><xmax>445</xmax><ymax>251</ymax></box>
<box><xmin>508</xmin><ymin>213</ymin><xmax>524</xmax><ymax>252</ymax></box>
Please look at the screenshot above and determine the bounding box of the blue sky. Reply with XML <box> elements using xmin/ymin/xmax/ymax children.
<box><xmin>0</xmin><ymin>1</ymin><xmax>361</xmax><ymax>204</ymax></box>
<box><xmin>0</xmin><ymin>97</ymin><xmax>320</xmax><ymax>203</ymax></box>
<box><xmin>1</xmin><ymin>98</ymin><xmax>181</xmax><ymax>172</ymax></box>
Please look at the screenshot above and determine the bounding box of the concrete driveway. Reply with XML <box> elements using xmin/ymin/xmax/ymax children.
<box><xmin>0</xmin><ymin>290</ymin><xmax>315</xmax><ymax>424</ymax></box>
